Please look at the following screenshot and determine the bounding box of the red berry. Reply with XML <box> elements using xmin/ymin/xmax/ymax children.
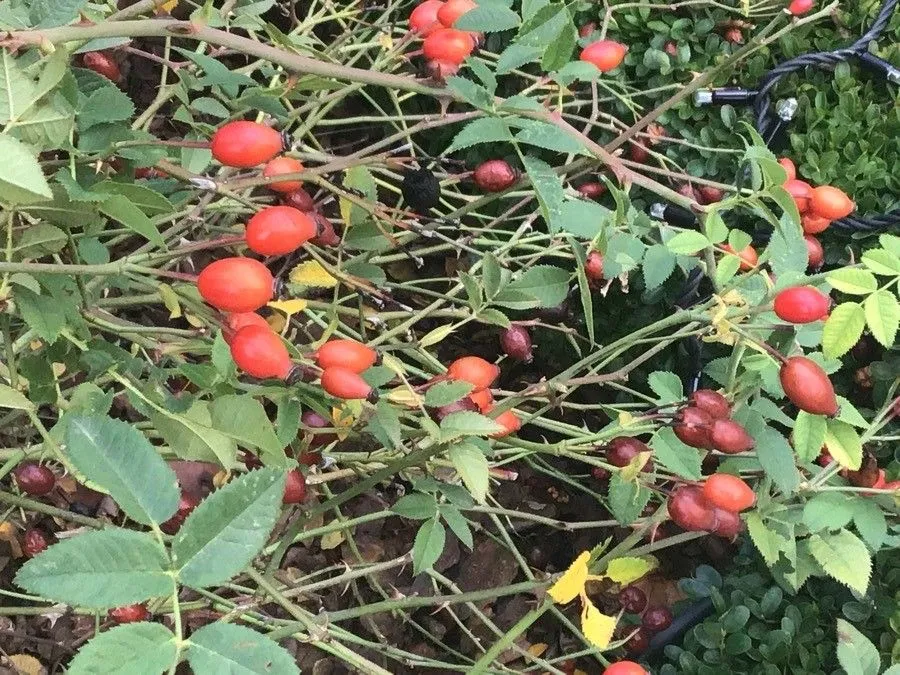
<box><xmin>603</xmin><ymin>437</ymin><xmax>653</xmax><ymax>470</ymax></box>
<box><xmin>617</xmin><ymin>586</ymin><xmax>647</xmax><ymax>614</ymax></box>
<box><xmin>447</xmin><ymin>356</ymin><xmax>499</xmax><ymax>391</ymax></box>
<box><xmin>436</xmin><ymin>0</ymin><xmax>475</xmax><ymax>26</ymax></box>
<box><xmin>784</xmin><ymin>179</ymin><xmax>813</xmax><ymax>213</ymax></box>
<box><xmin>283</xmin><ymin>468</ymin><xmax>307</xmax><ymax>504</ymax></box>
<box><xmin>674</xmin><ymin>406</ymin><xmax>713</xmax><ymax>449</ymax></box>
<box><xmin>302</xmin><ymin>410</ymin><xmax>337</xmax><ymax>448</ymax></box>
<box><xmin>585</xmin><ymin>251</ymin><xmax>604</xmax><ymax>282</ymax></box>
<box><xmin>802</xmin><ymin>213</ymin><xmax>832</xmax><ymax>234</ymax></box>
<box><xmin>22</xmin><ymin>528</ymin><xmax>50</xmax><ymax>557</ymax></box>
<box><xmin>82</xmin><ymin>51</ymin><xmax>121</xmax><ymax>82</ymax></box>
<box><xmin>13</xmin><ymin>462</ymin><xmax>55</xmax><ymax>496</ymax></box>
<box><xmin>711</xmin><ymin>507</ymin><xmax>743</xmax><ymax>538</ymax></box>
<box><xmin>281</xmin><ymin>188</ymin><xmax>315</xmax><ymax>212</ymax></box>
<box><xmin>780</xmin><ymin>356</ymin><xmax>838</xmax><ymax>416</ymax></box>
<box><xmin>473</xmin><ymin>159</ymin><xmax>517</xmax><ymax>192</ymax></box>
<box><xmin>246</xmin><ymin>206</ymin><xmax>317</xmax><ymax>257</ymax></box>
<box><xmin>580</xmin><ymin>40</ymin><xmax>628</xmax><ymax>72</ymax></box>
<box><xmin>576</xmin><ymin>181</ymin><xmax>605</xmax><ymax>200</ymax></box>
<box><xmin>688</xmin><ymin>389</ymin><xmax>731</xmax><ymax>420</ymax></box>
<box><xmin>321</xmin><ymin>367</ymin><xmax>376</xmax><ymax>401</ymax></box>
<box><xmin>262</xmin><ymin>157</ymin><xmax>304</xmax><ymax>193</ymax></box>
<box><xmin>629</xmin><ymin>142</ymin><xmax>649</xmax><ymax>163</ymax></box>
<box><xmin>778</xmin><ymin>157</ymin><xmax>797</xmax><ymax>180</ymax></box>
<box><xmin>198</xmin><ymin>258</ymin><xmax>274</xmax><ymax>313</ymax></box>
<box><xmin>468</xmin><ymin>388</ymin><xmax>493</xmax><ymax>412</ymax></box>
<box><xmin>804</xmin><ymin>234</ymin><xmax>824</xmax><ymax>269</ymax></box>
<box><xmin>211</xmin><ymin>121</ymin><xmax>284</xmax><ymax>168</ymax></box>
<box><xmin>773</xmin><ymin>286</ymin><xmax>830</xmax><ymax>323</ymax></box>
<box><xmin>722</xmin><ymin>243</ymin><xmax>758</xmax><ymax>271</ymax></box>
<box><xmin>410</xmin><ymin>0</ymin><xmax>445</xmax><ymax>35</ymax></box>
<box><xmin>703</xmin><ymin>473</ymin><xmax>755</xmax><ymax>511</ymax></box>
<box><xmin>230</xmin><ymin>325</ymin><xmax>293</xmax><ymax>380</ymax></box>
<box><xmin>315</xmin><ymin>339</ymin><xmax>378</xmax><ymax>374</ymax></box>
<box><xmin>788</xmin><ymin>0</ymin><xmax>815</xmax><ymax>16</ymax></box>
<box><xmin>223</xmin><ymin>312</ymin><xmax>269</xmax><ymax>345</ymax></box>
<box><xmin>160</xmin><ymin>493</ymin><xmax>200</xmax><ymax>535</ymax></box>
<box><xmin>488</xmin><ymin>408</ymin><xmax>522</xmax><ymax>438</ymax></box>
<box><xmin>624</xmin><ymin>626</ymin><xmax>651</xmax><ymax>654</ymax></box>
<box><xmin>710</xmin><ymin>419</ymin><xmax>755</xmax><ymax>454</ymax></box>
<box><xmin>642</xmin><ymin>606</ymin><xmax>673</xmax><ymax>633</ymax></box>
<box><xmin>108</xmin><ymin>604</ymin><xmax>149</xmax><ymax>624</ymax></box>
<box><xmin>423</xmin><ymin>28</ymin><xmax>475</xmax><ymax>64</ymax></box>
<box><xmin>810</xmin><ymin>185</ymin><xmax>854</xmax><ymax>220</ymax></box>
<box><xmin>500</xmin><ymin>325</ymin><xmax>533</xmax><ymax>363</ymax></box>
<box><xmin>604</xmin><ymin>662</ymin><xmax>648</xmax><ymax>675</ymax></box>
<box><xmin>698</xmin><ymin>186</ymin><xmax>724</xmax><ymax>204</ymax></box>
<box><xmin>668</xmin><ymin>485</ymin><xmax>717</xmax><ymax>531</ymax></box>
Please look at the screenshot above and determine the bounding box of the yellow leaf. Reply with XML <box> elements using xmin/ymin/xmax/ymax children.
<box><xmin>526</xmin><ymin>643</ymin><xmax>548</xmax><ymax>658</ymax></box>
<box><xmin>0</xmin><ymin>521</ymin><xmax>22</xmax><ymax>558</ymax></box>
<box><xmin>268</xmin><ymin>298</ymin><xmax>309</xmax><ymax>319</ymax></box>
<box><xmin>9</xmin><ymin>654</ymin><xmax>44</xmax><ymax>675</ymax></box>
<box><xmin>604</xmin><ymin>556</ymin><xmax>658</xmax><ymax>585</ymax></box>
<box><xmin>160</xmin><ymin>0</ymin><xmax>179</xmax><ymax>12</ymax></box>
<box><xmin>386</xmin><ymin>387</ymin><xmax>423</xmax><ymax>407</ymax></box>
<box><xmin>580</xmin><ymin>600</ymin><xmax>616</xmax><ymax>649</ymax></box>
<box><xmin>420</xmin><ymin>324</ymin><xmax>455</xmax><ymax>348</ymax></box>
<box><xmin>618</xmin><ymin>410</ymin><xmax>635</xmax><ymax>427</ymax></box>
<box><xmin>548</xmin><ymin>550</ymin><xmax>590</xmax><ymax>604</ymax></box>
<box><xmin>619</xmin><ymin>451</ymin><xmax>652</xmax><ymax>482</ymax></box>
<box><xmin>339</xmin><ymin>196</ymin><xmax>353</xmax><ymax>228</ymax></box>
<box><xmin>320</xmin><ymin>530</ymin><xmax>345</xmax><ymax>550</ymax></box>
<box><xmin>378</xmin><ymin>32</ymin><xmax>394</xmax><ymax>51</ymax></box>
<box><xmin>332</xmin><ymin>403</ymin><xmax>360</xmax><ymax>440</ymax></box>
<box><xmin>158</xmin><ymin>283</ymin><xmax>182</xmax><ymax>319</ymax></box>
<box><xmin>289</xmin><ymin>261</ymin><xmax>338</xmax><ymax>288</ymax></box>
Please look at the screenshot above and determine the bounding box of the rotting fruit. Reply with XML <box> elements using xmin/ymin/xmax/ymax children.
<box><xmin>245</xmin><ymin>206</ymin><xmax>317</xmax><ymax>256</ymax></box>
<box><xmin>211</xmin><ymin>120</ymin><xmax>284</xmax><ymax>168</ymax></box>
<box><xmin>674</xmin><ymin>406</ymin><xmax>713</xmax><ymax>449</ymax></box>
<box><xmin>321</xmin><ymin>367</ymin><xmax>377</xmax><ymax>402</ymax></box>
<box><xmin>710</xmin><ymin>419</ymin><xmax>755</xmax><ymax>454</ymax></box>
<box><xmin>642</xmin><ymin>606</ymin><xmax>673</xmax><ymax>633</ymax></box>
<box><xmin>447</xmin><ymin>356</ymin><xmax>499</xmax><ymax>391</ymax></box>
<box><xmin>262</xmin><ymin>156</ymin><xmax>304</xmax><ymax>193</ymax></box>
<box><xmin>283</xmin><ymin>468</ymin><xmax>307</xmax><ymax>504</ymax></box>
<box><xmin>773</xmin><ymin>286</ymin><xmax>830</xmax><ymax>323</ymax></box>
<box><xmin>302</xmin><ymin>410</ymin><xmax>337</xmax><ymax>448</ymax></box>
<box><xmin>13</xmin><ymin>462</ymin><xmax>56</xmax><ymax>496</ymax></box>
<box><xmin>580</xmin><ymin>40</ymin><xmax>628</xmax><ymax>72</ymax></box>
<box><xmin>703</xmin><ymin>473</ymin><xmax>755</xmax><ymax>511</ymax></box>
<box><xmin>779</xmin><ymin>356</ymin><xmax>839</xmax><ymax>416</ymax></box>
<box><xmin>473</xmin><ymin>159</ymin><xmax>517</xmax><ymax>192</ymax></box>
<box><xmin>688</xmin><ymin>389</ymin><xmax>731</xmax><ymax>420</ymax></box>
<box><xmin>197</xmin><ymin>257</ymin><xmax>274</xmax><ymax>313</ymax></box>
<box><xmin>281</xmin><ymin>187</ymin><xmax>315</xmax><ymax>212</ymax></box>
<box><xmin>315</xmin><ymin>339</ymin><xmax>378</xmax><ymax>373</ymax></box>
<box><xmin>108</xmin><ymin>604</ymin><xmax>149</xmax><ymax>624</ymax></box>
<box><xmin>230</xmin><ymin>325</ymin><xmax>294</xmax><ymax>380</ymax></box>
<box><xmin>624</xmin><ymin>626</ymin><xmax>651</xmax><ymax>654</ymax></box>
<box><xmin>500</xmin><ymin>325</ymin><xmax>533</xmax><ymax>363</ymax></box>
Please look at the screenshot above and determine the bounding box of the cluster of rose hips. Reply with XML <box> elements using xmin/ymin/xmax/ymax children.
<box><xmin>433</xmin><ymin>355</ymin><xmax>522</xmax><ymax>436</ymax></box>
<box><xmin>409</xmin><ymin>0</ymin><xmax>481</xmax><ymax>79</ymax></box>
<box><xmin>616</xmin><ymin>585</ymin><xmax>674</xmax><ymax>655</ymax></box>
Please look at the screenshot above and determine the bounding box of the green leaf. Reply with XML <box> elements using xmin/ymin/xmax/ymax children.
<box><xmin>15</xmin><ymin>529</ymin><xmax>171</xmax><ymax>609</ymax></box>
<box><xmin>173</xmin><ymin>469</ymin><xmax>286</xmax><ymax>589</ymax></box>
<box><xmin>769</xmin><ymin>186</ymin><xmax>801</xmax><ymax>229</ymax></box>
<box><xmin>826</xmin><ymin>268</ymin><xmax>877</xmax><ymax>295</ymax></box>
<box><xmin>496</xmin><ymin>265</ymin><xmax>570</xmax><ymax>309</ymax></box>
<box><xmin>455</xmin><ymin>2</ymin><xmax>520</xmax><ymax>32</ymax></box>
<box><xmin>14</xmin><ymin>286</ymin><xmax>66</xmax><ymax>343</ymax></box>
<box><xmin>0</xmin><ymin>383</ymin><xmax>34</xmax><ymax>410</ymax></box>
<box><xmin>608</xmin><ymin>473</ymin><xmax>650</xmax><ymax>525</ymax></box>
<box><xmin>100</xmin><ymin>194</ymin><xmax>165</xmax><ymax>247</ymax></box>
<box><xmin>792</xmin><ymin>411</ymin><xmax>827</xmax><ymax>463</ymax></box>
<box><xmin>172</xmin><ymin>48</ymin><xmax>257</xmax><ymax>96</ymax></box>
<box><xmin>93</xmin><ymin>181</ymin><xmax>173</xmax><ymax>215</ymax></box>
<box><xmin>767</xmin><ymin>225</ymin><xmax>808</xmax><ymax>278</ymax></box>
<box><xmin>208</xmin><ymin>395</ymin><xmax>287</xmax><ymax>468</ymax></box>
<box><xmin>647</xmin><ymin>371</ymin><xmax>682</xmax><ymax>404</ymax></box>
<box><xmin>863</xmin><ymin>290</ymin><xmax>898</xmax><ymax>348</ymax></box>
<box><xmin>78</xmin><ymin>86</ymin><xmax>134</xmax><ymax>130</ymax></box>
<box><xmin>211</xmin><ymin>330</ymin><xmax>236</xmax><ymax>379</ymax></box>
<box><xmin>642</xmin><ymin>244</ymin><xmax>676</xmax><ymax>290</ymax></box>
<box><xmin>446</xmin><ymin>118</ymin><xmax>512</xmax><ymax>153</ymax></box>
<box><xmin>808</xmin><ymin>529</ymin><xmax>871</xmax><ymax>595</ymax></box>
<box><xmin>440</xmin><ymin>503</ymin><xmax>473</xmax><ymax>549</ymax></box>
<box><xmin>851</xmin><ymin>499</ymin><xmax>887</xmax><ymax>551</ymax></box>
<box><xmin>30</xmin><ymin>0</ymin><xmax>87</xmax><ymax>27</ymax></box>
<box><xmin>151</xmin><ymin>402</ymin><xmax>237</xmax><ymax>466</ymax></box>
<box><xmin>514</xmin><ymin>119</ymin><xmax>584</xmax><ymax>154</ymax></box>
<box><xmin>424</xmin><ymin>381</ymin><xmax>474</xmax><ymax>408</ymax></box>
<box><xmin>802</xmin><ymin>492</ymin><xmax>853</xmax><ymax>531</ymax></box>
<box><xmin>835</xmin><ymin>396</ymin><xmax>868</xmax><ymax>428</ymax></box>
<box><xmin>746</xmin><ymin>512</ymin><xmax>790</xmax><ymax>566</ymax></box>
<box><xmin>445</xmin><ymin>77</ymin><xmax>493</xmax><ymax>110</ymax></box>
<box><xmin>666</xmin><ymin>230</ymin><xmax>710</xmax><ymax>255</ymax></box>
<box><xmin>522</xmin><ymin>155</ymin><xmax>565</xmax><ymax>234</ymax></box>
<box><xmin>392</xmin><ymin>493</ymin><xmax>438</xmax><ymax>520</ymax></box>
<box><xmin>755</xmin><ymin>426</ymin><xmax>800</xmax><ymax>495</ymax></box>
<box><xmin>496</xmin><ymin>43</ymin><xmax>542</xmax><ymax>73</ymax></box>
<box><xmin>186</xmin><ymin>623</ymin><xmax>300</xmax><ymax>675</ymax></box>
<box><xmin>68</xmin><ymin>623</ymin><xmax>177</xmax><ymax>675</ymax></box>
<box><xmin>861</xmin><ymin>248</ymin><xmax>900</xmax><ymax>276</ymax></box>
<box><xmin>449</xmin><ymin>442</ymin><xmax>490</xmax><ymax>503</ymax></box>
<box><xmin>412</xmin><ymin>517</ymin><xmax>446</xmax><ymax>574</ymax></box>
<box><xmin>0</xmin><ymin>50</ymin><xmax>36</xmax><ymax>123</ymax></box>
<box><xmin>824</xmin><ymin>420</ymin><xmax>862</xmax><ymax>470</ymax></box>
<box><xmin>558</xmin><ymin>198</ymin><xmax>612</xmax><ymax>239</ymax></box>
<box><xmin>541</xmin><ymin>10</ymin><xmax>576</xmax><ymax>70</ymax></box>
<box><xmin>650</xmin><ymin>428</ymin><xmax>702</xmax><ymax>480</ymax></box>
<box><xmin>569</xmin><ymin>237</ymin><xmax>594</xmax><ymax>345</ymax></box>
<box><xmin>0</xmin><ymin>135</ymin><xmax>52</xmax><ymax>204</ymax></box>
<box><xmin>370</xmin><ymin>399</ymin><xmax>402</xmax><ymax>450</ymax></box>
<box><xmin>439</xmin><ymin>411</ymin><xmax>503</xmax><ymax>441</ymax></box>
<box><xmin>14</xmin><ymin>223</ymin><xmax>67</xmax><ymax>258</ymax></box>
<box><xmin>65</xmin><ymin>415</ymin><xmax>179</xmax><ymax>526</ymax></box>
<box><xmin>822</xmin><ymin>302</ymin><xmax>866</xmax><ymax>359</ymax></box>
<box><xmin>835</xmin><ymin>618</ymin><xmax>881</xmax><ymax>675</ymax></box>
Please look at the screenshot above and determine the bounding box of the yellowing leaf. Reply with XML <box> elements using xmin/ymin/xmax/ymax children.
<box><xmin>378</xmin><ymin>32</ymin><xmax>394</xmax><ymax>51</ymax></box>
<box><xmin>548</xmin><ymin>550</ymin><xmax>590</xmax><ymax>604</ymax></box>
<box><xmin>581</xmin><ymin>600</ymin><xmax>616</xmax><ymax>649</ymax></box>
<box><xmin>184</xmin><ymin>312</ymin><xmax>205</xmax><ymax>328</ymax></box>
<box><xmin>420</xmin><ymin>324</ymin><xmax>455</xmax><ymax>348</ymax></box>
<box><xmin>526</xmin><ymin>643</ymin><xmax>548</xmax><ymax>658</ymax></box>
<box><xmin>289</xmin><ymin>261</ymin><xmax>338</xmax><ymax>288</ymax></box>
<box><xmin>332</xmin><ymin>403</ymin><xmax>359</xmax><ymax>440</ymax></box>
<box><xmin>8</xmin><ymin>654</ymin><xmax>43</xmax><ymax>675</ymax></box>
<box><xmin>160</xmin><ymin>0</ymin><xmax>179</xmax><ymax>12</ymax></box>
<box><xmin>604</xmin><ymin>556</ymin><xmax>658</xmax><ymax>585</ymax></box>
<box><xmin>618</xmin><ymin>410</ymin><xmax>635</xmax><ymax>427</ymax></box>
<box><xmin>386</xmin><ymin>387</ymin><xmax>423</xmax><ymax>407</ymax></box>
<box><xmin>619</xmin><ymin>451</ymin><xmax>652</xmax><ymax>482</ymax></box>
<box><xmin>0</xmin><ymin>521</ymin><xmax>22</xmax><ymax>557</ymax></box>
<box><xmin>320</xmin><ymin>530</ymin><xmax>345</xmax><ymax>550</ymax></box>
<box><xmin>158</xmin><ymin>283</ymin><xmax>182</xmax><ymax>319</ymax></box>
<box><xmin>267</xmin><ymin>298</ymin><xmax>309</xmax><ymax>320</ymax></box>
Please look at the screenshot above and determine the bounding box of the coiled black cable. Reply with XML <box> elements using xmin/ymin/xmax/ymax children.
<box><xmin>753</xmin><ymin>0</ymin><xmax>899</xmax><ymax>231</ymax></box>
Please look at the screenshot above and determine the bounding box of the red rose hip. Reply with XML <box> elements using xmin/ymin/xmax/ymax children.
<box><xmin>246</xmin><ymin>206</ymin><xmax>317</xmax><ymax>257</ymax></box>
<box><xmin>198</xmin><ymin>258</ymin><xmax>274</xmax><ymax>312</ymax></box>
<box><xmin>473</xmin><ymin>159</ymin><xmax>517</xmax><ymax>192</ymax></box>
<box><xmin>703</xmin><ymin>473</ymin><xmax>755</xmax><ymax>511</ymax></box>
<box><xmin>447</xmin><ymin>356</ymin><xmax>499</xmax><ymax>391</ymax></box>
<box><xmin>262</xmin><ymin>157</ymin><xmax>304</xmax><ymax>193</ymax></box>
<box><xmin>230</xmin><ymin>325</ymin><xmax>294</xmax><ymax>380</ymax></box>
<box><xmin>773</xmin><ymin>286</ymin><xmax>830</xmax><ymax>323</ymax></box>
<box><xmin>315</xmin><ymin>339</ymin><xmax>378</xmax><ymax>374</ymax></box>
<box><xmin>617</xmin><ymin>586</ymin><xmax>647</xmax><ymax>614</ymax></box>
<box><xmin>13</xmin><ymin>462</ymin><xmax>56</xmax><ymax>496</ymax></box>
<box><xmin>580</xmin><ymin>40</ymin><xmax>627</xmax><ymax>72</ymax></box>
<box><xmin>410</xmin><ymin>0</ymin><xmax>444</xmax><ymax>35</ymax></box>
<box><xmin>780</xmin><ymin>356</ymin><xmax>838</xmax><ymax>416</ymax></box>
<box><xmin>674</xmin><ymin>406</ymin><xmax>713</xmax><ymax>449</ymax></box>
<box><xmin>108</xmin><ymin>604</ymin><xmax>149</xmax><ymax>624</ymax></box>
<box><xmin>283</xmin><ymin>468</ymin><xmax>307</xmax><ymax>504</ymax></box>
<box><xmin>709</xmin><ymin>419</ymin><xmax>755</xmax><ymax>454</ymax></box>
<box><xmin>211</xmin><ymin>121</ymin><xmax>284</xmax><ymax>168</ymax></box>
<box><xmin>688</xmin><ymin>389</ymin><xmax>731</xmax><ymax>419</ymax></box>
<box><xmin>500</xmin><ymin>325</ymin><xmax>533</xmax><ymax>363</ymax></box>
<box><xmin>668</xmin><ymin>485</ymin><xmax>716</xmax><ymax>531</ymax></box>
<box><xmin>642</xmin><ymin>606</ymin><xmax>673</xmax><ymax>633</ymax></box>
<box><xmin>321</xmin><ymin>367</ymin><xmax>376</xmax><ymax>401</ymax></box>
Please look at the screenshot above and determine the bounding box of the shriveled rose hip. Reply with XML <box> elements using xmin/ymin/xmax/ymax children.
<box><xmin>500</xmin><ymin>325</ymin><xmax>533</xmax><ymax>362</ymax></box>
